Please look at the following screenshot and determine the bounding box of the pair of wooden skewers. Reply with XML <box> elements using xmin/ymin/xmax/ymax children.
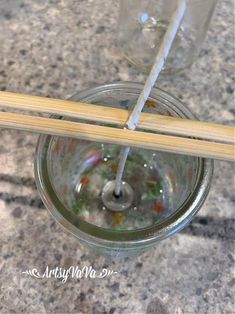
<box><xmin>0</xmin><ymin>91</ymin><xmax>234</xmax><ymax>162</ymax></box>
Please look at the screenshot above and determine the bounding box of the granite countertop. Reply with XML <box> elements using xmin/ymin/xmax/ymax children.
<box><xmin>0</xmin><ymin>0</ymin><xmax>234</xmax><ymax>313</ymax></box>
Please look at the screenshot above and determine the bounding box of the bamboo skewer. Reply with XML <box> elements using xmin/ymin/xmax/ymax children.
<box><xmin>0</xmin><ymin>92</ymin><xmax>234</xmax><ymax>144</ymax></box>
<box><xmin>0</xmin><ymin>111</ymin><xmax>234</xmax><ymax>162</ymax></box>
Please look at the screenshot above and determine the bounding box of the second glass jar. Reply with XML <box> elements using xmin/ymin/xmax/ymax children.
<box><xmin>117</xmin><ymin>0</ymin><xmax>218</xmax><ymax>74</ymax></box>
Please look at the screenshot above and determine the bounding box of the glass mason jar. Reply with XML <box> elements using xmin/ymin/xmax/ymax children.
<box><xmin>35</xmin><ymin>82</ymin><xmax>213</xmax><ymax>258</ymax></box>
<box><xmin>117</xmin><ymin>0</ymin><xmax>218</xmax><ymax>74</ymax></box>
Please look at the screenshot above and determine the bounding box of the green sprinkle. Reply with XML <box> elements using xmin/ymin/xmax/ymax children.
<box><xmin>148</xmin><ymin>181</ymin><xmax>162</xmax><ymax>198</ymax></box>
<box><xmin>72</xmin><ymin>202</ymin><xmax>80</xmax><ymax>215</ymax></box>
<box><xmin>120</xmin><ymin>100</ymin><xmax>129</xmax><ymax>110</ymax></box>
<box><xmin>101</xmin><ymin>170</ymin><xmax>108</xmax><ymax>178</ymax></box>
<box><xmin>105</xmin><ymin>123</ymin><xmax>116</xmax><ymax>128</ymax></box>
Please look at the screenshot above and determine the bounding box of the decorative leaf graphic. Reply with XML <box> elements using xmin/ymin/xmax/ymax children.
<box><xmin>31</xmin><ymin>268</ymin><xmax>41</xmax><ymax>278</ymax></box>
<box><xmin>22</xmin><ymin>268</ymin><xmax>41</xmax><ymax>278</ymax></box>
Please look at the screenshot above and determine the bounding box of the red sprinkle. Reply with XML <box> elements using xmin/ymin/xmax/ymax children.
<box><xmin>188</xmin><ymin>167</ymin><xmax>193</xmax><ymax>181</ymax></box>
<box><xmin>55</xmin><ymin>141</ymin><xmax>61</xmax><ymax>154</ymax></box>
<box><xmin>154</xmin><ymin>202</ymin><xmax>165</xmax><ymax>214</ymax></box>
<box><xmin>80</xmin><ymin>177</ymin><xmax>89</xmax><ymax>185</ymax></box>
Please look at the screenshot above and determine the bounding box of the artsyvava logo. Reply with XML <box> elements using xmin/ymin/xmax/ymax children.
<box><xmin>22</xmin><ymin>266</ymin><xmax>118</xmax><ymax>283</ymax></box>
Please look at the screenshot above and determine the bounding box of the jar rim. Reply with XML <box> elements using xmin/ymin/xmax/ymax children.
<box><xmin>34</xmin><ymin>82</ymin><xmax>213</xmax><ymax>245</ymax></box>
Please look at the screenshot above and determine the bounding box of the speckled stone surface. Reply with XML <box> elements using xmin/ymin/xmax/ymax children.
<box><xmin>0</xmin><ymin>0</ymin><xmax>234</xmax><ymax>313</ymax></box>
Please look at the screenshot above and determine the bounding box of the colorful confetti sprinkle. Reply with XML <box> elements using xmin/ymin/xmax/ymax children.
<box><xmin>72</xmin><ymin>202</ymin><xmax>81</xmax><ymax>215</ymax></box>
<box><xmin>148</xmin><ymin>180</ymin><xmax>162</xmax><ymax>197</ymax></box>
<box><xmin>80</xmin><ymin>176</ymin><xmax>89</xmax><ymax>185</ymax></box>
<box><xmin>154</xmin><ymin>202</ymin><xmax>165</xmax><ymax>214</ymax></box>
<box><xmin>113</xmin><ymin>212</ymin><xmax>124</xmax><ymax>226</ymax></box>
<box><xmin>101</xmin><ymin>170</ymin><xmax>108</xmax><ymax>178</ymax></box>
<box><xmin>55</xmin><ymin>141</ymin><xmax>61</xmax><ymax>154</ymax></box>
<box><xmin>188</xmin><ymin>167</ymin><xmax>193</xmax><ymax>181</ymax></box>
<box><xmin>167</xmin><ymin>110</ymin><xmax>173</xmax><ymax>117</ymax></box>
<box><xmin>147</xmin><ymin>180</ymin><xmax>156</xmax><ymax>188</ymax></box>
<box><xmin>110</xmin><ymin>162</ymin><xmax>119</xmax><ymax>173</ymax></box>
<box><xmin>105</xmin><ymin>123</ymin><xmax>117</xmax><ymax>128</ymax></box>
<box><xmin>145</xmin><ymin>99</ymin><xmax>157</xmax><ymax>108</ymax></box>
<box><xmin>120</xmin><ymin>99</ymin><xmax>129</xmax><ymax>110</ymax></box>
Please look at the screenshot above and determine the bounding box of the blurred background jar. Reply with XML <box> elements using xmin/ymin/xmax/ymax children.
<box><xmin>117</xmin><ymin>0</ymin><xmax>218</xmax><ymax>74</ymax></box>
